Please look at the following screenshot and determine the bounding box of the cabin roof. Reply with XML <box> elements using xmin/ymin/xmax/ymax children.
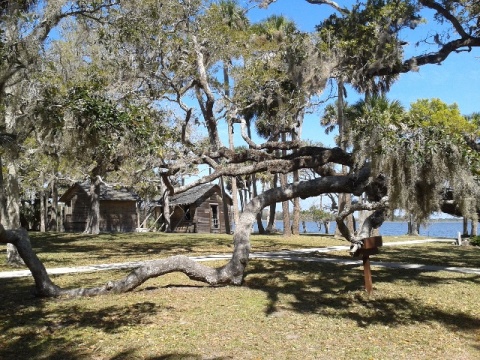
<box><xmin>169</xmin><ymin>183</ymin><xmax>230</xmax><ymax>206</ymax></box>
<box><xmin>59</xmin><ymin>183</ymin><xmax>140</xmax><ymax>202</ymax></box>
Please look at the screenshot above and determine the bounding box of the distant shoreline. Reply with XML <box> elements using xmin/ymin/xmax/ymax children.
<box><xmin>384</xmin><ymin>219</ymin><xmax>463</xmax><ymax>223</ymax></box>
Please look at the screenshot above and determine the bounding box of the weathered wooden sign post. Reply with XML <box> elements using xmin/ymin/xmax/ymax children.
<box><xmin>352</xmin><ymin>236</ymin><xmax>383</xmax><ymax>294</ymax></box>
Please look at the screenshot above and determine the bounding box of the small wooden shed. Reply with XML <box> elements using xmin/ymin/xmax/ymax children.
<box><xmin>59</xmin><ymin>183</ymin><xmax>140</xmax><ymax>232</ymax></box>
<box><xmin>156</xmin><ymin>183</ymin><xmax>232</xmax><ymax>234</ymax></box>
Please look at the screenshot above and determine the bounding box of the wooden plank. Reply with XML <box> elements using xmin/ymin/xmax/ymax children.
<box><xmin>362</xmin><ymin>236</ymin><xmax>383</xmax><ymax>249</ymax></box>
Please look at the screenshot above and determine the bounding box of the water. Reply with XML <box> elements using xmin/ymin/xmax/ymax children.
<box><xmin>254</xmin><ymin>221</ymin><xmax>467</xmax><ymax>238</ymax></box>
<box><xmin>378</xmin><ymin>221</ymin><xmax>465</xmax><ymax>238</ymax></box>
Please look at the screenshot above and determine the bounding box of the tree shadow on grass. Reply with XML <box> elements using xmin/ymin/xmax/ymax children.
<box><xmin>111</xmin><ymin>350</ymin><xmax>232</xmax><ymax>360</ymax></box>
<box><xmin>376</xmin><ymin>244</ymin><xmax>480</xmax><ymax>268</ymax></box>
<box><xmin>244</xmin><ymin>259</ymin><xmax>480</xmax><ymax>351</ymax></box>
<box><xmin>0</xmin><ymin>277</ymin><xmax>163</xmax><ymax>360</ymax></box>
<box><xmin>144</xmin><ymin>354</ymin><xmax>232</xmax><ymax>360</ymax></box>
<box><xmin>309</xmin><ymin>243</ymin><xmax>480</xmax><ymax>269</ymax></box>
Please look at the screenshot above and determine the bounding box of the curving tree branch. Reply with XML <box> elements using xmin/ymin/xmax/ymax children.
<box><xmin>0</xmin><ymin>167</ymin><xmax>373</xmax><ymax>298</ymax></box>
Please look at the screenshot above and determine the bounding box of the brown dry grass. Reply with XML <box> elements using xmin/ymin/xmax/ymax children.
<box><xmin>0</xmin><ymin>232</ymin><xmax>479</xmax><ymax>360</ymax></box>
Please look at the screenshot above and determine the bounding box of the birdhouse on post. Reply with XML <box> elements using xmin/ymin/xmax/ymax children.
<box><xmin>352</xmin><ymin>236</ymin><xmax>383</xmax><ymax>294</ymax></box>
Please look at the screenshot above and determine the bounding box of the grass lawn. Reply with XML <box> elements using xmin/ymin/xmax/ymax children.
<box><xmin>0</xmin><ymin>232</ymin><xmax>479</xmax><ymax>359</ymax></box>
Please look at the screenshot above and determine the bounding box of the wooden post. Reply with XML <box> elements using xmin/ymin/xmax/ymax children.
<box><xmin>363</xmin><ymin>254</ymin><xmax>373</xmax><ymax>294</ymax></box>
<box><xmin>353</xmin><ymin>236</ymin><xmax>382</xmax><ymax>295</ymax></box>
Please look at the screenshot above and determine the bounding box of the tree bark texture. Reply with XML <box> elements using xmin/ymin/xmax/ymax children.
<box><xmin>84</xmin><ymin>176</ymin><xmax>101</xmax><ymax>234</ymax></box>
<box><xmin>280</xmin><ymin>173</ymin><xmax>291</xmax><ymax>237</ymax></box>
<box><xmin>0</xmin><ymin>155</ymin><xmax>8</xmax><ymax>226</ymax></box>
<box><xmin>40</xmin><ymin>171</ymin><xmax>46</xmax><ymax>232</ymax></box>
<box><xmin>471</xmin><ymin>220</ymin><xmax>478</xmax><ymax>237</ymax></box>
<box><xmin>51</xmin><ymin>177</ymin><xmax>59</xmax><ymax>231</ymax></box>
<box><xmin>266</xmin><ymin>174</ymin><xmax>278</xmax><ymax>233</ymax></box>
<box><xmin>162</xmin><ymin>186</ymin><xmax>172</xmax><ymax>233</ymax></box>
<box><xmin>252</xmin><ymin>174</ymin><xmax>265</xmax><ymax>234</ymax></box>
<box><xmin>220</xmin><ymin>176</ymin><xmax>231</xmax><ymax>234</ymax></box>
<box><xmin>5</xmin><ymin>161</ymin><xmax>24</xmax><ymax>266</ymax></box>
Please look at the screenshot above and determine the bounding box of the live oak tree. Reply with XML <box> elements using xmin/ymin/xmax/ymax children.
<box><xmin>13</xmin><ymin>12</ymin><xmax>168</xmax><ymax>235</ymax></box>
<box><xmin>337</xmin><ymin>95</ymin><xmax>479</xmax><ymax>241</ymax></box>
<box><xmin>404</xmin><ymin>99</ymin><xmax>480</xmax><ymax>221</ymax></box>
<box><xmin>1</xmin><ymin>0</ymin><xmax>480</xmax><ymax>297</ymax></box>
<box><xmin>1</xmin><ymin>0</ymin><xmax>339</xmax><ymax>296</ymax></box>
<box><xmin>0</xmin><ymin>0</ymin><xmax>120</xmax><ymax>262</ymax></box>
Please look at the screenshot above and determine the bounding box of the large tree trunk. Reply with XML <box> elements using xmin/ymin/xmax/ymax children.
<box><xmin>84</xmin><ymin>176</ymin><xmax>101</xmax><ymax>234</ymax></box>
<box><xmin>6</xmin><ymin>162</ymin><xmax>21</xmax><ymax>229</ymax></box>
<box><xmin>471</xmin><ymin>220</ymin><xmax>478</xmax><ymax>237</ymax></box>
<box><xmin>161</xmin><ymin>180</ymin><xmax>172</xmax><ymax>233</ymax></box>
<box><xmin>39</xmin><ymin>188</ymin><xmax>47</xmax><ymax>232</ymax></box>
<box><xmin>2</xmin><ymin>81</ymin><xmax>26</xmax><ymax>265</ymax></box>
<box><xmin>463</xmin><ymin>217</ymin><xmax>469</xmax><ymax>237</ymax></box>
<box><xmin>51</xmin><ymin>176</ymin><xmax>59</xmax><ymax>231</ymax></box>
<box><xmin>280</xmin><ymin>134</ymin><xmax>291</xmax><ymax>237</ymax></box>
<box><xmin>280</xmin><ymin>174</ymin><xmax>291</xmax><ymax>237</ymax></box>
<box><xmin>407</xmin><ymin>214</ymin><xmax>420</xmax><ymax>236</ymax></box>
<box><xmin>223</xmin><ymin>67</ymin><xmax>240</xmax><ymax>229</ymax></box>
<box><xmin>323</xmin><ymin>221</ymin><xmax>330</xmax><ymax>234</ymax></box>
<box><xmin>238</xmin><ymin>182</ymin><xmax>245</xmax><ymax>212</ymax></box>
<box><xmin>0</xmin><ymin>225</ymin><xmax>62</xmax><ymax>296</ymax></box>
<box><xmin>252</xmin><ymin>173</ymin><xmax>265</xmax><ymax>234</ymax></box>
<box><xmin>291</xmin><ymin>112</ymin><xmax>304</xmax><ymax>236</ymax></box>
<box><xmin>292</xmin><ymin>197</ymin><xmax>300</xmax><ymax>235</ymax></box>
<box><xmin>6</xmin><ymin>161</ymin><xmax>25</xmax><ymax>266</ymax></box>
<box><xmin>5</xmin><ymin>172</ymin><xmax>372</xmax><ymax>298</ymax></box>
<box><xmin>39</xmin><ymin>171</ymin><xmax>47</xmax><ymax>232</ymax></box>
<box><xmin>334</xmin><ymin>193</ymin><xmax>354</xmax><ymax>237</ymax></box>
<box><xmin>220</xmin><ymin>177</ymin><xmax>231</xmax><ymax>234</ymax></box>
<box><xmin>266</xmin><ymin>174</ymin><xmax>278</xmax><ymax>233</ymax></box>
<box><xmin>0</xmin><ymin>155</ymin><xmax>8</xmax><ymax>226</ymax></box>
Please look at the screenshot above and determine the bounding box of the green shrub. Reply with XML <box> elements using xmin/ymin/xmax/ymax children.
<box><xmin>470</xmin><ymin>236</ymin><xmax>480</xmax><ymax>246</ymax></box>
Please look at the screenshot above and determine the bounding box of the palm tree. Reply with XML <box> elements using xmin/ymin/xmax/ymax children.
<box><xmin>210</xmin><ymin>0</ymin><xmax>250</xmax><ymax>232</ymax></box>
<box><xmin>246</xmin><ymin>15</ymin><xmax>307</xmax><ymax>236</ymax></box>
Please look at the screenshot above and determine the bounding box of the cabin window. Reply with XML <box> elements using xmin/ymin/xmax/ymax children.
<box><xmin>210</xmin><ymin>204</ymin><xmax>219</xmax><ymax>229</ymax></box>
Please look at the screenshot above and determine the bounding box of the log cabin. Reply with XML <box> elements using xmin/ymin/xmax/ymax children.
<box><xmin>154</xmin><ymin>183</ymin><xmax>232</xmax><ymax>234</ymax></box>
<box><xmin>59</xmin><ymin>183</ymin><xmax>140</xmax><ymax>232</ymax></box>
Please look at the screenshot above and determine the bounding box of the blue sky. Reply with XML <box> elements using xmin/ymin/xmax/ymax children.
<box><xmin>233</xmin><ymin>0</ymin><xmax>479</xmax><ymax>212</ymax></box>
<box><xmin>243</xmin><ymin>0</ymin><xmax>480</xmax><ymax>148</ymax></box>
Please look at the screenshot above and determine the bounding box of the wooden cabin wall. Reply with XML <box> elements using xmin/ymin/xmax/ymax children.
<box><xmin>194</xmin><ymin>191</ymin><xmax>229</xmax><ymax>234</ymax></box>
<box><xmin>64</xmin><ymin>190</ymin><xmax>137</xmax><ymax>232</ymax></box>
<box><xmin>195</xmin><ymin>200</ymin><xmax>212</xmax><ymax>233</ymax></box>
<box><xmin>145</xmin><ymin>186</ymin><xmax>232</xmax><ymax>234</ymax></box>
<box><xmin>64</xmin><ymin>191</ymin><xmax>90</xmax><ymax>232</ymax></box>
<box><xmin>100</xmin><ymin>200</ymin><xmax>137</xmax><ymax>232</ymax></box>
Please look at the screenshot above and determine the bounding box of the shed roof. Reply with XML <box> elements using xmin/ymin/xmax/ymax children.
<box><xmin>59</xmin><ymin>183</ymin><xmax>140</xmax><ymax>202</ymax></box>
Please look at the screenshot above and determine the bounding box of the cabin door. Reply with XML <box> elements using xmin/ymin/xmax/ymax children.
<box><xmin>210</xmin><ymin>204</ymin><xmax>220</xmax><ymax>231</ymax></box>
